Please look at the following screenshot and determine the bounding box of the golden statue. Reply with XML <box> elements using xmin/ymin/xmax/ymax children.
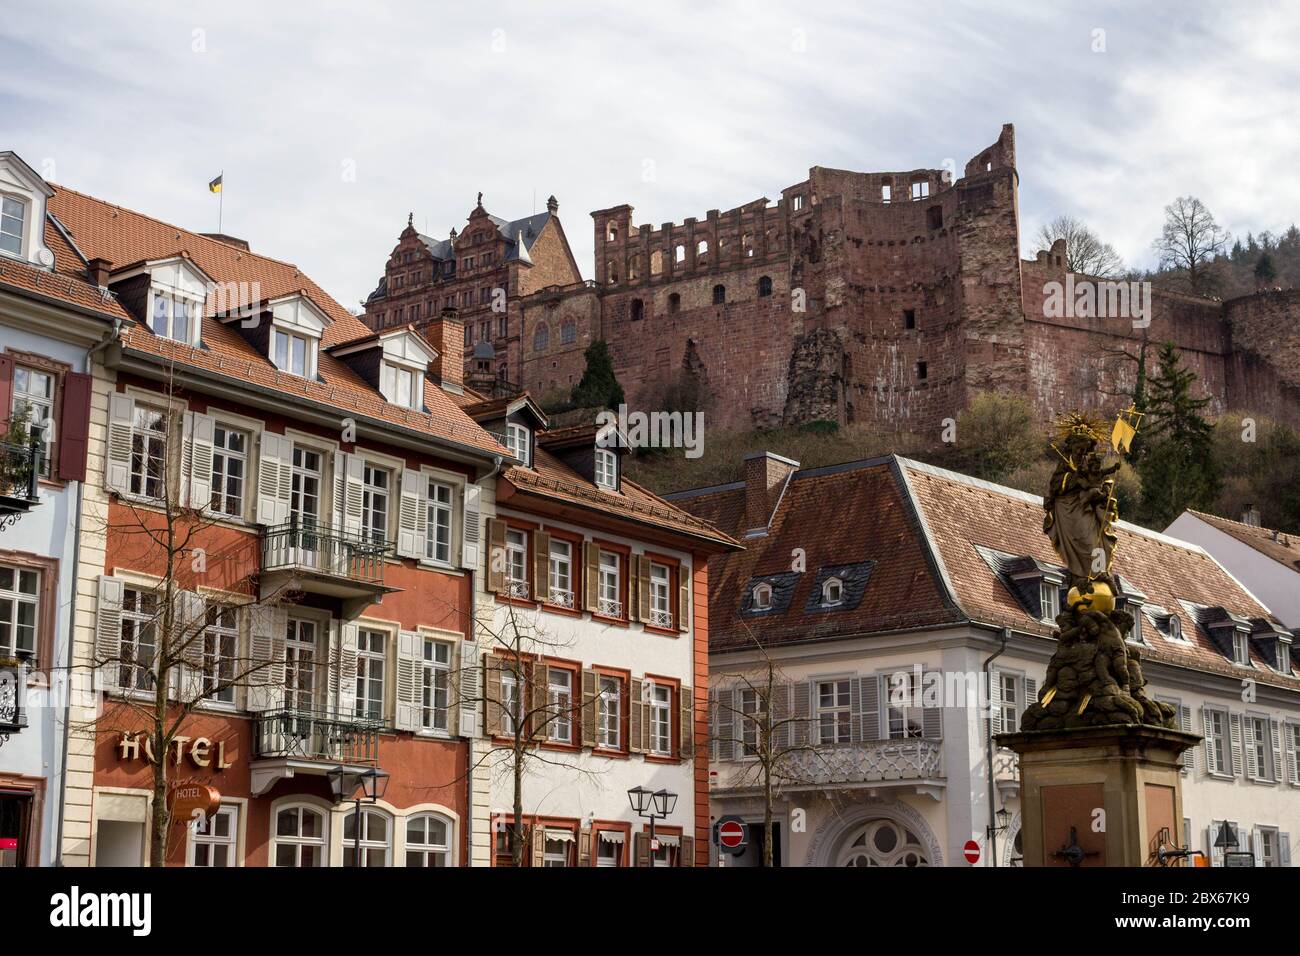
<box><xmin>1022</xmin><ymin>406</ymin><xmax>1175</xmax><ymax>731</ymax></box>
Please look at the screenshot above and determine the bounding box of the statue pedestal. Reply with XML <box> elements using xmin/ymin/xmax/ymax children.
<box><xmin>996</xmin><ymin>724</ymin><xmax>1200</xmax><ymax>867</ymax></box>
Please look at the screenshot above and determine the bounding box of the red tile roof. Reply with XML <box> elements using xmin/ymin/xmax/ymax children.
<box><xmin>673</xmin><ymin>454</ymin><xmax>1299</xmax><ymax>690</ymax></box>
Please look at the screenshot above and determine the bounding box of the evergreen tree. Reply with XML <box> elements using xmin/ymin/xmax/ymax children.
<box><xmin>1255</xmin><ymin>252</ymin><xmax>1277</xmax><ymax>288</ymax></box>
<box><xmin>569</xmin><ymin>340</ymin><xmax>625</xmax><ymax>410</ymax></box>
<box><xmin>1135</xmin><ymin>343</ymin><xmax>1221</xmax><ymax>527</ymax></box>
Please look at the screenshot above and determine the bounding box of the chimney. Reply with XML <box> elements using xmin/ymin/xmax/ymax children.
<box><xmin>424</xmin><ymin>308</ymin><xmax>464</xmax><ymax>392</ymax></box>
<box><xmin>87</xmin><ymin>257</ymin><xmax>113</xmax><ymax>287</ymax></box>
<box><xmin>1242</xmin><ymin>504</ymin><xmax>1261</xmax><ymax>527</ymax></box>
<box><xmin>744</xmin><ymin>451</ymin><xmax>799</xmax><ymax>534</ymax></box>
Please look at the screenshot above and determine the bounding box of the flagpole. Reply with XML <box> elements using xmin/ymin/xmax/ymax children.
<box><xmin>218</xmin><ymin>170</ymin><xmax>224</xmax><ymax>234</ymax></box>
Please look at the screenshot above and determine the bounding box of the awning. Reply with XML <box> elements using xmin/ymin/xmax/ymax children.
<box><xmin>656</xmin><ymin>834</ymin><xmax>681</xmax><ymax>847</ymax></box>
<box><xmin>545</xmin><ymin>829</ymin><xmax>575</xmax><ymax>842</ymax></box>
<box><xmin>597</xmin><ymin>830</ymin><xmax>626</xmax><ymax>844</ymax></box>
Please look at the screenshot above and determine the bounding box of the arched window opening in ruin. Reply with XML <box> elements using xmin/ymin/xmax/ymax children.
<box><xmin>927</xmin><ymin>206</ymin><xmax>943</xmax><ymax>230</ymax></box>
<box><xmin>882</xmin><ymin>183</ymin><xmax>892</xmax><ymax>203</ymax></box>
<box><xmin>758</xmin><ymin>276</ymin><xmax>773</xmax><ymax>298</ymax></box>
<box><xmin>696</xmin><ymin>239</ymin><xmax>709</xmax><ymax>263</ymax></box>
<box><xmin>916</xmin><ymin>360</ymin><xmax>928</xmax><ymax>380</ymax></box>
<box><xmin>606</xmin><ymin>260</ymin><xmax>618</xmax><ymax>284</ymax></box>
<box><xmin>628</xmin><ymin>258</ymin><xmax>639</xmax><ymax>281</ymax></box>
<box><xmin>630</xmin><ymin>299</ymin><xmax>644</xmax><ymax>322</ymax></box>
<box><xmin>607</xmin><ymin>221</ymin><xmax>619</xmax><ymax>242</ymax></box>
<box><xmin>534</xmin><ymin>323</ymin><xmax>550</xmax><ymax>351</ymax></box>
<box><xmin>712</xmin><ymin>284</ymin><xmax>726</xmax><ymax>306</ymax></box>
<box><xmin>650</xmin><ymin>249</ymin><xmax>663</xmax><ymax>276</ymax></box>
<box><xmin>668</xmin><ymin>293</ymin><xmax>681</xmax><ymax>314</ymax></box>
<box><xmin>674</xmin><ymin>244</ymin><xmax>686</xmax><ymax>264</ymax></box>
<box><xmin>904</xmin><ymin>309</ymin><xmax>916</xmax><ymax>329</ymax></box>
<box><xmin>742</xmin><ymin>233</ymin><xmax>753</xmax><ymax>257</ymax></box>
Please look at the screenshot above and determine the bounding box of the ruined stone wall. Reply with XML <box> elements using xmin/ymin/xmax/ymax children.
<box><xmin>1223</xmin><ymin>289</ymin><xmax>1300</xmax><ymax>428</ymax></box>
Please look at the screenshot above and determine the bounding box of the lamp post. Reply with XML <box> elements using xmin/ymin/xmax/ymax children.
<box><xmin>628</xmin><ymin>786</ymin><xmax>677</xmax><ymax>865</ymax></box>
<box><xmin>329</xmin><ymin>765</ymin><xmax>390</xmax><ymax>866</ymax></box>
<box><xmin>986</xmin><ymin>805</ymin><xmax>1010</xmax><ymax>867</ymax></box>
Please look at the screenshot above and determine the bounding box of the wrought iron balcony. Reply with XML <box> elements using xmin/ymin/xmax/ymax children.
<box><xmin>548</xmin><ymin>588</ymin><xmax>574</xmax><ymax>609</ymax></box>
<box><xmin>506</xmin><ymin>578</ymin><xmax>530</xmax><ymax>600</ymax></box>
<box><xmin>597</xmin><ymin>598</ymin><xmax>623</xmax><ymax>618</ymax></box>
<box><xmin>723</xmin><ymin>739</ymin><xmax>943</xmax><ymax>790</ymax></box>
<box><xmin>0</xmin><ymin>658</ymin><xmax>30</xmax><ymax>741</ymax></box>
<box><xmin>252</xmin><ymin>708</ymin><xmax>382</xmax><ymax>765</ymax></box>
<box><xmin>648</xmin><ymin>608</ymin><xmax>673</xmax><ymax>628</ymax></box>
<box><xmin>0</xmin><ymin>432</ymin><xmax>42</xmax><ymax>528</ymax></box>
<box><xmin>260</xmin><ymin>517</ymin><xmax>398</xmax><ymax>607</ymax></box>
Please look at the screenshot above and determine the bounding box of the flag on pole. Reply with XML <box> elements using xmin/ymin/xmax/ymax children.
<box><xmin>208</xmin><ymin>174</ymin><xmax>223</xmax><ymax>194</ymax></box>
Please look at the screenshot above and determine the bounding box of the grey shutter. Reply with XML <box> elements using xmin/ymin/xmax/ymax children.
<box><xmin>1252</xmin><ymin>826</ymin><xmax>1264</xmax><ymax>867</ymax></box>
<box><xmin>848</xmin><ymin>675</ymin><xmax>862</xmax><ymax>743</ymax></box>
<box><xmin>860</xmin><ymin>675</ymin><xmax>880</xmax><ymax>741</ymax></box>
<box><xmin>772</xmin><ymin>682</ymin><xmax>791</xmax><ymax>750</ymax></box>
<box><xmin>395</xmin><ymin>468</ymin><xmax>426</xmax><ymax>559</ymax></box>
<box><xmin>342</xmin><ymin>454</ymin><xmax>365</xmax><ymax>535</ymax></box>
<box><xmin>331</xmin><ymin>450</ymin><xmax>347</xmax><ymax>533</ymax></box>
<box><xmin>1025</xmin><ymin>676</ymin><xmax>1038</xmax><ymax>709</ymax></box>
<box><xmin>1203</xmin><ymin>708</ymin><xmax>1218</xmax><ymax>774</ymax></box>
<box><xmin>1180</xmin><ymin>705</ymin><xmax>1195</xmax><ymax>771</ymax></box>
<box><xmin>95</xmin><ymin>575</ymin><xmax>125</xmax><ymax>692</ymax></box>
<box><xmin>1271</xmin><ymin>719</ymin><xmax>1283</xmax><ymax>783</ymax></box>
<box><xmin>256</xmin><ymin>432</ymin><xmax>291</xmax><ymax>525</ymax></box>
<box><xmin>1244</xmin><ymin>716</ymin><xmax>1260</xmax><ymax>779</ymax></box>
<box><xmin>792</xmin><ymin>680</ymin><xmax>810</xmax><ymax>746</ymax></box>
<box><xmin>335</xmin><ymin>623</ymin><xmax>359</xmax><ymax>719</ymax></box>
<box><xmin>394</xmin><ymin>629</ymin><xmax>420</xmax><ymax>731</ymax></box>
<box><xmin>1230</xmin><ymin>713</ymin><xmax>1243</xmax><ymax>777</ymax></box>
<box><xmin>1281</xmin><ymin>832</ymin><xmax>1292</xmax><ymax>867</ymax></box>
<box><xmin>716</xmin><ymin>688</ymin><xmax>735</xmax><ymax>759</ymax></box>
<box><xmin>460</xmin><ymin>484</ymin><xmax>481</xmax><ymax>570</ymax></box>
<box><xmin>184</xmin><ymin>411</ymin><xmax>216</xmax><ymax>509</ymax></box>
<box><xmin>989</xmin><ymin>669</ymin><xmax>1003</xmax><ymax>734</ymax></box>
<box><xmin>105</xmin><ymin>392</ymin><xmax>134</xmax><ymax>494</ymax></box>
<box><xmin>246</xmin><ymin>606</ymin><xmax>286</xmax><ymax>712</ymax></box>
<box><xmin>922</xmin><ymin>670</ymin><xmax>943</xmax><ymax>740</ymax></box>
<box><xmin>1207</xmin><ymin>825</ymin><xmax>1217</xmax><ymax>867</ymax></box>
<box><xmin>457</xmin><ymin>639</ymin><xmax>480</xmax><ymax>738</ymax></box>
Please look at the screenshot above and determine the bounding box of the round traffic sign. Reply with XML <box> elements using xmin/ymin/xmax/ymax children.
<box><xmin>963</xmin><ymin>839</ymin><xmax>981</xmax><ymax>864</ymax></box>
<box><xmin>713</xmin><ymin>815</ymin><xmax>749</xmax><ymax>855</ymax></box>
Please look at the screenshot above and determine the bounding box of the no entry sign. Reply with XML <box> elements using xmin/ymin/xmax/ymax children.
<box><xmin>963</xmin><ymin>839</ymin><xmax>981</xmax><ymax>864</ymax></box>
<box><xmin>713</xmin><ymin>815</ymin><xmax>749</xmax><ymax>855</ymax></box>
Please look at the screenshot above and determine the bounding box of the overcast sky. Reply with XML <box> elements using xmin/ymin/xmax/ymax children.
<box><xmin>4</xmin><ymin>1</ymin><xmax>1297</xmax><ymax>309</ymax></box>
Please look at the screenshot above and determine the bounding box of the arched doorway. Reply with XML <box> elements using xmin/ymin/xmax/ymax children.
<box><xmin>835</xmin><ymin>818</ymin><xmax>931</xmax><ymax>867</ymax></box>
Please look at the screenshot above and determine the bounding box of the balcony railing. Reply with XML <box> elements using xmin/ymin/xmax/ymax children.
<box><xmin>648</xmin><ymin>608</ymin><xmax>673</xmax><ymax>628</ymax></box>
<box><xmin>252</xmin><ymin>708</ymin><xmax>382</xmax><ymax>765</ymax></box>
<box><xmin>761</xmin><ymin>739</ymin><xmax>943</xmax><ymax>787</ymax></box>
<box><xmin>506</xmin><ymin>579</ymin><xmax>530</xmax><ymax>600</ymax></box>
<box><xmin>0</xmin><ymin>432</ymin><xmax>42</xmax><ymax>525</ymax></box>
<box><xmin>548</xmin><ymin>588</ymin><xmax>574</xmax><ymax>609</ymax></box>
<box><xmin>261</xmin><ymin>517</ymin><xmax>391</xmax><ymax>587</ymax></box>
<box><xmin>597</xmin><ymin>598</ymin><xmax>623</xmax><ymax>618</ymax></box>
<box><xmin>0</xmin><ymin>659</ymin><xmax>29</xmax><ymax>736</ymax></box>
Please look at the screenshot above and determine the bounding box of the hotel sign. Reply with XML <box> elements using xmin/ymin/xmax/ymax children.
<box><xmin>116</xmin><ymin>733</ymin><xmax>236</xmax><ymax>771</ymax></box>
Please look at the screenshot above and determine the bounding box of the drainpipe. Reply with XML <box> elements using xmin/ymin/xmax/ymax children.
<box><xmin>54</xmin><ymin>318</ymin><xmax>121</xmax><ymax>866</ymax></box>
<box><xmin>464</xmin><ymin>454</ymin><xmax>503</xmax><ymax>867</ymax></box>
<box><xmin>983</xmin><ymin>626</ymin><xmax>1009</xmax><ymax>868</ymax></box>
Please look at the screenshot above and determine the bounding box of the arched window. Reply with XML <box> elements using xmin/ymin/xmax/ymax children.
<box><xmin>405</xmin><ymin>813</ymin><xmax>453</xmax><ymax>867</ymax></box>
<box><xmin>630</xmin><ymin>299</ymin><xmax>644</xmax><ymax>321</ymax></box>
<box><xmin>606</xmin><ymin>261</ymin><xmax>618</xmax><ymax>284</ymax></box>
<box><xmin>758</xmin><ymin>276</ymin><xmax>773</xmax><ymax>297</ymax></box>
<box><xmin>837</xmin><ymin>819</ymin><xmax>930</xmax><ymax>867</ymax></box>
<box><xmin>561</xmin><ymin>320</ymin><xmax>577</xmax><ymax>345</ymax></box>
<box><xmin>343</xmin><ymin>807</ymin><xmax>391</xmax><ymax>867</ymax></box>
<box><xmin>650</xmin><ymin>249</ymin><xmax>663</xmax><ymax>276</ymax></box>
<box><xmin>534</xmin><ymin>323</ymin><xmax>550</xmax><ymax>351</ymax></box>
<box><xmin>822</xmin><ymin>577</ymin><xmax>843</xmax><ymax>606</ymax></box>
<box><xmin>674</xmin><ymin>244</ymin><xmax>686</xmax><ymax>264</ymax></box>
<box><xmin>712</xmin><ymin>284</ymin><xmax>726</xmax><ymax>305</ymax></box>
<box><xmin>668</xmin><ymin>293</ymin><xmax>681</xmax><ymax>314</ymax></box>
<box><xmin>753</xmin><ymin>583</ymin><xmax>773</xmax><ymax>611</ymax></box>
<box><xmin>697</xmin><ymin>239</ymin><xmax>709</xmax><ymax>256</ymax></box>
<box><xmin>742</xmin><ymin>233</ymin><xmax>754</xmax><ymax>257</ymax></box>
<box><xmin>271</xmin><ymin>804</ymin><xmax>327</xmax><ymax>867</ymax></box>
<box><xmin>628</xmin><ymin>257</ymin><xmax>639</xmax><ymax>281</ymax></box>
<box><xmin>607</xmin><ymin>221</ymin><xmax>619</xmax><ymax>242</ymax></box>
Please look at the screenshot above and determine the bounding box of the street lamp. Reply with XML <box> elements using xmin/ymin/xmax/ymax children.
<box><xmin>628</xmin><ymin>786</ymin><xmax>677</xmax><ymax>864</ymax></box>
<box><xmin>329</xmin><ymin>765</ymin><xmax>390</xmax><ymax>866</ymax></box>
<box><xmin>986</xmin><ymin>805</ymin><xmax>1011</xmax><ymax>867</ymax></box>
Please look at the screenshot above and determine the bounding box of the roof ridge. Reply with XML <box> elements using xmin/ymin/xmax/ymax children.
<box><xmin>1188</xmin><ymin>508</ymin><xmax>1287</xmax><ymax>537</ymax></box>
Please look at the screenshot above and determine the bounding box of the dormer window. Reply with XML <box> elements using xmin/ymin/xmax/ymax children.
<box><xmin>1</xmin><ymin>196</ymin><xmax>26</xmax><ymax>256</ymax></box>
<box><xmin>1039</xmin><ymin>580</ymin><xmax>1061</xmax><ymax>622</ymax></box>
<box><xmin>273</xmin><ymin>328</ymin><xmax>315</xmax><ymax>377</ymax></box>
<box><xmin>752</xmin><ymin>583</ymin><xmax>773</xmax><ymax>611</ymax></box>
<box><xmin>151</xmin><ymin>292</ymin><xmax>199</xmax><ymax>344</ymax></box>
<box><xmin>1168</xmin><ymin>616</ymin><xmax>1182</xmax><ymax>641</ymax></box>
<box><xmin>381</xmin><ymin>362</ymin><xmax>423</xmax><ymax>410</ymax></box>
<box><xmin>1279</xmin><ymin>642</ymin><xmax>1292</xmax><ymax>673</ymax></box>
<box><xmin>506</xmin><ymin>423</ymin><xmax>531</xmax><ymax>467</ymax></box>
<box><xmin>594</xmin><ymin>448</ymin><xmax>617</xmax><ymax>490</ymax></box>
<box><xmin>1233</xmin><ymin>631</ymin><xmax>1251</xmax><ymax>666</ymax></box>
<box><xmin>822</xmin><ymin>577</ymin><xmax>843</xmax><ymax>606</ymax></box>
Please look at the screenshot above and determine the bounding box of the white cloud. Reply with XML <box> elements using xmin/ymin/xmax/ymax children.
<box><xmin>3</xmin><ymin>0</ymin><xmax>1296</xmax><ymax>305</ymax></box>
